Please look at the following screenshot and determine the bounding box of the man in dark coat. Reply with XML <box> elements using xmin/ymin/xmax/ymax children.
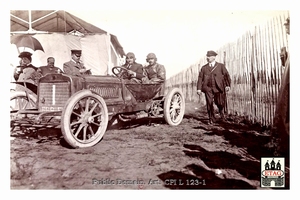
<box><xmin>143</xmin><ymin>53</ymin><xmax>166</xmax><ymax>84</ymax></box>
<box><xmin>63</xmin><ymin>50</ymin><xmax>91</xmax><ymax>76</ymax></box>
<box><xmin>142</xmin><ymin>53</ymin><xmax>166</xmax><ymax>96</ymax></box>
<box><xmin>13</xmin><ymin>51</ymin><xmax>38</xmax><ymax>85</ymax></box>
<box><xmin>197</xmin><ymin>50</ymin><xmax>231</xmax><ymax>124</ymax></box>
<box><xmin>272</xmin><ymin>17</ymin><xmax>290</xmax><ymax>154</ymax></box>
<box><xmin>120</xmin><ymin>52</ymin><xmax>144</xmax><ymax>83</ymax></box>
<box><xmin>37</xmin><ymin>57</ymin><xmax>63</xmax><ymax>77</ymax></box>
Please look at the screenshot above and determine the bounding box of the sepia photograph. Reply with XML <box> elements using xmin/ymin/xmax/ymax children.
<box><xmin>6</xmin><ymin>0</ymin><xmax>296</xmax><ymax>198</ymax></box>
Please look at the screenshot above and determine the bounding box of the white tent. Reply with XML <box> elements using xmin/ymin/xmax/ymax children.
<box><xmin>10</xmin><ymin>10</ymin><xmax>126</xmax><ymax>80</ymax></box>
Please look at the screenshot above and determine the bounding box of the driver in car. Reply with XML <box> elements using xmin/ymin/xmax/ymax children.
<box><xmin>119</xmin><ymin>52</ymin><xmax>144</xmax><ymax>83</ymax></box>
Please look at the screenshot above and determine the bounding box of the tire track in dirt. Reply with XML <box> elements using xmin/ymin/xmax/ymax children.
<box><xmin>10</xmin><ymin>102</ymin><xmax>287</xmax><ymax>189</ymax></box>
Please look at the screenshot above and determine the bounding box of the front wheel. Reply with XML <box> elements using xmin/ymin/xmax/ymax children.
<box><xmin>163</xmin><ymin>88</ymin><xmax>185</xmax><ymax>126</ymax></box>
<box><xmin>61</xmin><ymin>90</ymin><xmax>109</xmax><ymax>148</ymax></box>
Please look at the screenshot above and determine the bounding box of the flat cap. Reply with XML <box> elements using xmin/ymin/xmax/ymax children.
<box><xmin>126</xmin><ymin>52</ymin><xmax>135</xmax><ymax>59</ymax></box>
<box><xmin>206</xmin><ymin>50</ymin><xmax>218</xmax><ymax>57</ymax></box>
<box><xmin>146</xmin><ymin>53</ymin><xmax>157</xmax><ymax>59</ymax></box>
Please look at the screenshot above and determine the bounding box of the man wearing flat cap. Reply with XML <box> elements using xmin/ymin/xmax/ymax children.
<box><xmin>119</xmin><ymin>52</ymin><xmax>144</xmax><ymax>83</ymax></box>
<box><xmin>143</xmin><ymin>53</ymin><xmax>166</xmax><ymax>96</ymax></box>
<box><xmin>63</xmin><ymin>50</ymin><xmax>91</xmax><ymax>76</ymax></box>
<box><xmin>197</xmin><ymin>50</ymin><xmax>231</xmax><ymax>124</ymax></box>
<box><xmin>13</xmin><ymin>51</ymin><xmax>38</xmax><ymax>85</ymax></box>
<box><xmin>143</xmin><ymin>53</ymin><xmax>166</xmax><ymax>84</ymax></box>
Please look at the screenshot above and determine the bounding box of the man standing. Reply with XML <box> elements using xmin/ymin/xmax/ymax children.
<box><xmin>63</xmin><ymin>50</ymin><xmax>91</xmax><ymax>76</ymax></box>
<box><xmin>272</xmin><ymin>17</ymin><xmax>290</xmax><ymax>153</ymax></box>
<box><xmin>13</xmin><ymin>51</ymin><xmax>38</xmax><ymax>85</ymax></box>
<box><xmin>197</xmin><ymin>50</ymin><xmax>231</xmax><ymax>124</ymax></box>
<box><xmin>120</xmin><ymin>52</ymin><xmax>144</xmax><ymax>83</ymax></box>
<box><xmin>37</xmin><ymin>57</ymin><xmax>63</xmax><ymax>77</ymax></box>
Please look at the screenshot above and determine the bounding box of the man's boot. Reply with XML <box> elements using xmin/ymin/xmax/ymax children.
<box><xmin>219</xmin><ymin>109</ymin><xmax>227</xmax><ymax>122</ymax></box>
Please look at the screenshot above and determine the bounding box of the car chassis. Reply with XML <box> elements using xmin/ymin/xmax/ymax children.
<box><xmin>10</xmin><ymin>66</ymin><xmax>185</xmax><ymax>148</ymax></box>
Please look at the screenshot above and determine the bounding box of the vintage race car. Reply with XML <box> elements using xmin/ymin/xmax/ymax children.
<box><xmin>10</xmin><ymin>66</ymin><xmax>185</xmax><ymax>148</ymax></box>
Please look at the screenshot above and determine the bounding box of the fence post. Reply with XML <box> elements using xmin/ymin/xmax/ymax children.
<box><xmin>251</xmin><ymin>33</ymin><xmax>256</xmax><ymax>123</ymax></box>
<box><xmin>223</xmin><ymin>51</ymin><xmax>229</xmax><ymax>115</ymax></box>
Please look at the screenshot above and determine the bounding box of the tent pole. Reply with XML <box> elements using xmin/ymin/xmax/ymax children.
<box><xmin>10</xmin><ymin>14</ymin><xmax>29</xmax><ymax>25</ymax></box>
<box><xmin>107</xmin><ymin>33</ymin><xmax>112</xmax><ymax>75</ymax></box>
<box><xmin>110</xmin><ymin>42</ymin><xmax>121</xmax><ymax>65</ymax></box>
<box><xmin>31</xmin><ymin>10</ymin><xmax>59</xmax><ymax>24</ymax></box>
<box><xmin>28</xmin><ymin>10</ymin><xmax>32</xmax><ymax>32</ymax></box>
<box><xmin>109</xmin><ymin>36</ymin><xmax>124</xmax><ymax>74</ymax></box>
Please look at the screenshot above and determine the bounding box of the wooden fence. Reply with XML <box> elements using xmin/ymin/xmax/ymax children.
<box><xmin>166</xmin><ymin>12</ymin><xmax>289</xmax><ymax>126</ymax></box>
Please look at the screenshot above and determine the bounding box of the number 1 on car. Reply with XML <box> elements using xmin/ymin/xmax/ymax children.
<box><xmin>52</xmin><ymin>85</ymin><xmax>56</xmax><ymax>105</ymax></box>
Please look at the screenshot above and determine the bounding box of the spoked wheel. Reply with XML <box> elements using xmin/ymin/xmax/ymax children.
<box><xmin>10</xmin><ymin>91</ymin><xmax>37</xmax><ymax>119</ymax></box>
<box><xmin>61</xmin><ymin>90</ymin><xmax>109</xmax><ymax>148</ymax></box>
<box><xmin>10</xmin><ymin>91</ymin><xmax>37</xmax><ymax>111</ymax></box>
<box><xmin>163</xmin><ymin>88</ymin><xmax>185</xmax><ymax>126</ymax></box>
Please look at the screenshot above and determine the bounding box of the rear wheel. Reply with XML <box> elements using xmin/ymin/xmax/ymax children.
<box><xmin>10</xmin><ymin>91</ymin><xmax>37</xmax><ymax>131</ymax></box>
<box><xmin>61</xmin><ymin>90</ymin><xmax>109</xmax><ymax>148</ymax></box>
<box><xmin>163</xmin><ymin>88</ymin><xmax>185</xmax><ymax>126</ymax></box>
<box><xmin>10</xmin><ymin>91</ymin><xmax>37</xmax><ymax>111</ymax></box>
<box><xmin>10</xmin><ymin>91</ymin><xmax>37</xmax><ymax>121</ymax></box>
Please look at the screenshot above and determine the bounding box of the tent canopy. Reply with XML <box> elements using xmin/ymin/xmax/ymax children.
<box><xmin>10</xmin><ymin>10</ymin><xmax>125</xmax><ymax>57</ymax></box>
<box><xmin>10</xmin><ymin>10</ymin><xmax>127</xmax><ymax>79</ymax></box>
<box><xmin>10</xmin><ymin>33</ymin><xmax>118</xmax><ymax>76</ymax></box>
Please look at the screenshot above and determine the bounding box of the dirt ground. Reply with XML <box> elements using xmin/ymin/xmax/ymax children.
<box><xmin>10</xmin><ymin>102</ymin><xmax>290</xmax><ymax>190</ymax></box>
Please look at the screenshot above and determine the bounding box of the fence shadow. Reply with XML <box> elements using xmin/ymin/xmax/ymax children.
<box><xmin>183</xmin><ymin>144</ymin><xmax>261</xmax><ymax>181</ymax></box>
<box><xmin>205</xmin><ymin>127</ymin><xmax>273</xmax><ymax>161</ymax></box>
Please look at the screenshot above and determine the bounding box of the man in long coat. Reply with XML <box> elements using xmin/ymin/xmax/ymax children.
<box><xmin>197</xmin><ymin>50</ymin><xmax>231</xmax><ymax>124</ymax></box>
<box><xmin>63</xmin><ymin>50</ymin><xmax>91</xmax><ymax>76</ymax></box>
<box><xmin>143</xmin><ymin>53</ymin><xmax>166</xmax><ymax>84</ymax></box>
<box><xmin>143</xmin><ymin>53</ymin><xmax>166</xmax><ymax>96</ymax></box>
<box><xmin>272</xmin><ymin>17</ymin><xmax>290</xmax><ymax>154</ymax></box>
<box><xmin>120</xmin><ymin>52</ymin><xmax>144</xmax><ymax>83</ymax></box>
<box><xmin>13</xmin><ymin>51</ymin><xmax>38</xmax><ymax>85</ymax></box>
<box><xmin>37</xmin><ymin>57</ymin><xmax>63</xmax><ymax>77</ymax></box>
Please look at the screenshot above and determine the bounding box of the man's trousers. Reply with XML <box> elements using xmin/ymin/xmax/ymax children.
<box><xmin>204</xmin><ymin>89</ymin><xmax>226</xmax><ymax>120</ymax></box>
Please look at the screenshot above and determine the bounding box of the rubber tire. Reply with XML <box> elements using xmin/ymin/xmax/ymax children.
<box><xmin>163</xmin><ymin>88</ymin><xmax>185</xmax><ymax>126</ymax></box>
<box><xmin>10</xmin><ymin>90</ymin><xmax>37</xmax><ymax>111</ymax></box>
<box><xmin>61</xmin><ymin>90</ymin><xmax>109</xmax><ymax>148</ymax></box>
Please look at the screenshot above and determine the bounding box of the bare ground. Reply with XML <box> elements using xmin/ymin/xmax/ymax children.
<box><xmin>10</xmin><ymin>102</ymin><xmax>290</xmax><ymax>190</ymax></box>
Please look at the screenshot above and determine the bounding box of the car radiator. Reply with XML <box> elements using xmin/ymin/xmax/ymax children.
<box><xmin>38</xmin><ymin>82</ymin><xmax>70</xmax><ymax>111</ymax></box>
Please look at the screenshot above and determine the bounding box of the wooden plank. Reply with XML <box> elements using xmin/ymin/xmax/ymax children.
<box><xmin>257</xmin><ymin>24</ymin><xmax>264</xmax><ymax>125</ymax></box>
<box><xmin>164</xmin><ymin>12</ymin><xmax>289</xmax><ymax>125</ymax></box>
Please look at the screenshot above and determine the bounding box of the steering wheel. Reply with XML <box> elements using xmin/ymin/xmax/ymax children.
<box><xmin>112</xmin><ymin>66</ymin><xmax>130</xmax><ymax>78</ymax></box>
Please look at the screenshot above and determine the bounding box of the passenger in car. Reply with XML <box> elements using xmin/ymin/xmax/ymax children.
<box><xmin>142</xmin><ymin>53</ymin><xmax>166</xmax><ymax>84</ymax></box>
<box><xmin>37</xmin><ymin>57</ymin><xmax>63</xmax><ymax>77</ymax></box>
<box><xmin>142</xmin><ymin>53</ymin><xmax>166</xmax><ymax>96</ymax></box>
<box><xmin>63</xmin><ymin>50</ymin><xmax>91</xmax><ymax>76</ymax></box>
<box><xmin>120</xmin><ymin>52</ymin><xmax>144</xmax><ymax>83</ymax></box>
<box><xmin>13</xmin><ymin>51</ymin><xmax>38</xmax><ymax>85</ymax></box>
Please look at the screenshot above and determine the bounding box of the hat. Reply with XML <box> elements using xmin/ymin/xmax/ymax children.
<box><xmin>146</xmin><ymin>53</ymin><xmax>157</xmax><ymax>59</ymax></box>
<box><xmin>206</xmin><ymin>50</ymin><xmax>218</xmax><ymax>57</ymax></box>
<box><xmin>71</xmin><ymin>50</ymin><xmax>82</xmax><ymax>56</ymax></box>
<box><xmin>18</xmin><ymin>51</ymin><xmax>32</xmax><ymax>59</ymax></box>
<box><xmin>126</xmin><ymin>52</ymin><xmax>135</xmax><ymax>59</ymax></box>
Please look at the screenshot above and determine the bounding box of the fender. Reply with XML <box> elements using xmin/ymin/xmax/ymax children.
<box><xmin>11</xmin><ymin>81</ymin><xmax>37</xmax><ymax>94</ymax></box>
